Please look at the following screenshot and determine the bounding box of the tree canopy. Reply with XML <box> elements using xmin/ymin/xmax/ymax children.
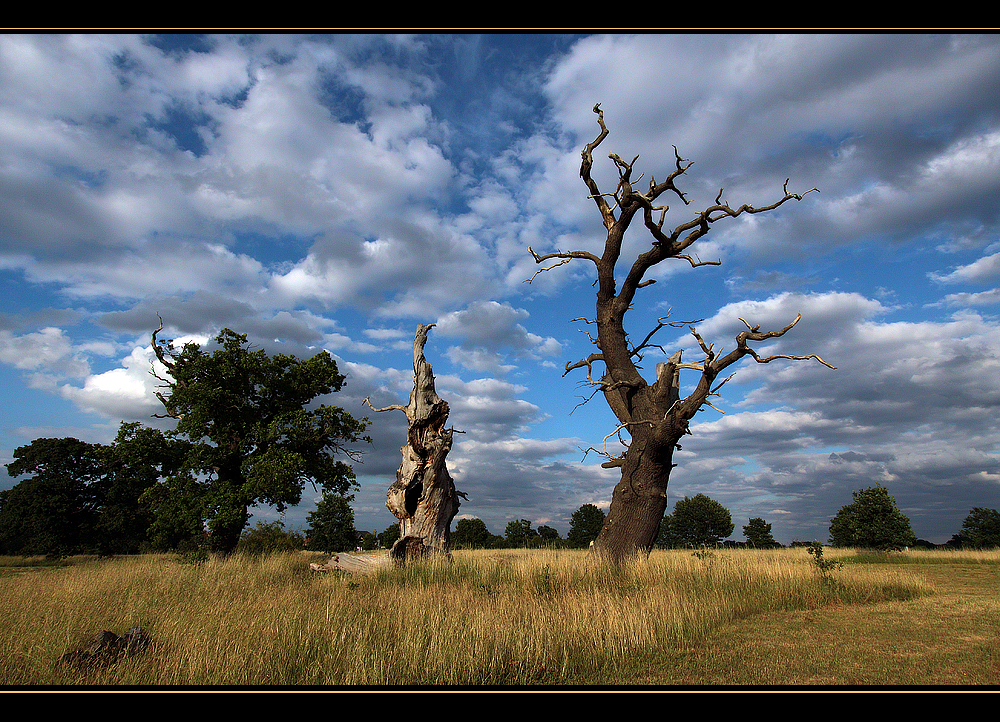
<box><xmin>97</xmin><ymin>422</ymin><xmax>192</xmax><ymax>555</ymax></box>
<box><xmin>828</xmin><ymin>484</ymin><xmax>917</xmax><ymax>551</ymax></box>
<box><xmin>742</xmin><ymin>517</ymin><xmax>780</xmax><ymax>549</ymax></box>
<box><xmin>1</xmin><ymin>437</ymin><xmax>104</xmax><ymax>556</ymax></box>
<box><xmin>0</xmin><ymin>424</ymin><xmax>189</xmax><ymax>556</ymax></box>
<box><xmin>957</xmin><ymin>507</ymin><xmax>1000</xmax><ymax>549</ymax></box>
<box><xmin>451</xmin><ymin>518</ymin><xmax>503</xmax><ymax>549</ymax></box>
<box><xmin>237</xmin><ymin>520</ymin><xmax>306</xmax><ymax>556</ymax></box>
<box><xmin>151</xmin><ymin>322</ymin><xmax>371</xmax><ymax>554</ymax></box>
<box><xmin>658</xmin><ymin>494</ymin><xmax>734</xmax><ymax>548</ymax></box>
<box><xmin>567</xmin><ymin>504</ymin><xmax>606</xmax><ymax>548</ymax></box>
<box><xmin>504</xmin><ymin>519</ymin><xmax>540</xmax><ymax>547</ymax></box>
<box><xmin>305</xmin><ymin>493</ymin><xmax>358</xmax><ymax>553</ymax></box>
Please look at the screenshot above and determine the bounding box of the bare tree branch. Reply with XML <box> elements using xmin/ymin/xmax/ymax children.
<box><xmin>363</xmin><ymin>396</ymin><xmax>408</xmax><ymax>415</ymax></box>
<box><xmin>524</xmin><ymin>246</ymin><xmax>600</xmax><ymax>284</ymax></box>
<box><xmin>725</xmin><ymin>313</ymin><xmax>836</xmax><ymax>370</ymax></box>
<box><xmin>149</xmin><ymin>314</ymin><xmax>184</xmax><ymax>419</ymax></box>
<box><xmin>150</xmin><ymin>313</ymin><xmax>173</xmax><ymax>373</ymax></box>
<box><xmin>667</xmin><ymin>312</ymin><xmax>837</xmax><ymax>423</ymax></box>
<box><xmin>631</xmin><ymin>311</ymin><xmax>703</xmax><ymax>361</ymax></box>
<box><xmin>580</xmin><ymin>103</ymin><xmax>615</xmax><ymax>229</ymax></box>
<box><xmin>580</xmin><ymin>416</ymin><xmax>663</xmax><ymax>468</ymax></box>
<box><xmin>563</xmin><ymin>353</ymin><xmax>606</xmax><ymax>382</ymax></box>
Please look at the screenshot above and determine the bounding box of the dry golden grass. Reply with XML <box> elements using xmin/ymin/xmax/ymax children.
<box><xmin>2</xmin><ymin>546</ymin><xmax>988</xmax><ymax>688</ymax></box>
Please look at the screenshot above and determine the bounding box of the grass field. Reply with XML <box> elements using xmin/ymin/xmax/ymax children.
<box><xmin>0</xmin><ymin>546</ymin><xmax>996</xmax><ymax>688</ymax></box>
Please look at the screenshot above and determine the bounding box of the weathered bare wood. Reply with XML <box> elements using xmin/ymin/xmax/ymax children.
<box><xmin>309</xmin><ymin>553</ymin><xmax>392</xmax><ymax>573</ymax></box>
<box><xmin>364</xmin><ymin>324</ymin><xmax>464</xmax><ymax>563</ymax></box>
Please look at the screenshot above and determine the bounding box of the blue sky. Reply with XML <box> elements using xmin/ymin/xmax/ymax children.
<box><xmin>2</xmin><ymin>33</ymin><xmax>999</xmax><ymax>545</ymax></box>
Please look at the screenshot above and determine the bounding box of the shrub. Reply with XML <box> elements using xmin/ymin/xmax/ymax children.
<box><xmin>236</xmin><ymin>521</ymin><xmax>305</xmax><ymax>556</ymax></box>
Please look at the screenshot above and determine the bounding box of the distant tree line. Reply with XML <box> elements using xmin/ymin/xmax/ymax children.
<box><xmin>450</xmin><ymin>488</ymin><xmax>1000</xmax><ymax>552</ymax></box>
<box><xmin>3</xmin><ymin>426</ymin><xmax>998</xmax><ymax>557</ymax></box>
<box><xmin>448</xmin><ymin>503</ymin><xmax>611</xmax><ymax>550</ymax></box>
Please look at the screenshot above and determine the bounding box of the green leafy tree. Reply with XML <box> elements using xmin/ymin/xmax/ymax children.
<box><xmin>2</xmin><ymin>425</ymin><xmax>199</xmax><ymax>555</ymax></box>
<box><xmin>504</xmin><ymin>518</ymin><xmax>538</xmax><ymax>548</ymax></box>
<box><xmin>537</xmin><ymin>525</ymin><xmax>561</xmax><ymax>546</ymax></box>
<box><xmin>958</xmin><ymin>507</ymin><xmax>1000</xmax><ymax>549</ymax></box>
<box><xmin>806</xmin><ymin>541</ymin><xmax>843</xmax><ymax>582</ymax></box>
<box><xmin>151</xmin><ymin>323</ymin><xmax>371</xmax><ymax>554</ymax></box>
<box><xmin>743</xmin><ymin>517</ymin><xmax>780</xmax><ymax>549</ymax></box>
<box><xmin>305</xmin><ymin>493</ymin><xmax>357</xmax><ymax>553</ymax></box>
<box><xmin>93</xmin><ymin>422</ymin><xmax>191</xmax><ymax>555</ymax></box>
<box><xmin>1</xmin><ymin>437</ymin><xmax>105</xmax><ymax>556</ymax></box>
<box><xmin>567</xmin><ymin>503</ymin><xmax>606</xmax><ymax>548</ymax></box>
<box><xmin>656</xmin><ymin>514</ymin><xmax>682</xmax><ymax>548</ymax></box>
<box><xmin>377</xmin><ymin>523</ymin><xmax>400</xmax><ymax>549</ymax></box>
<box><xmin>828</xmin><ymin>484</ymin><xmax>917</xmax><ymax>551</ymax></box>
<box><xmin>662</xmin><ymin>494</ymin><xmax>734</xmax><ymax>548</ymax></box>
<box><xmin>141</xmin><ymin>473</ymin><xmax>208</xmax><ymax>551</ymax></box>
<box><xmin>452</xmin><ymin>517</ymin><xmax>495</xmax><ymax>549</ymax></box>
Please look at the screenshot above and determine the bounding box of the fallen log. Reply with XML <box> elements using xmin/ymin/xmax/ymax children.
<box><xmin>309</xmin><ymin>553</ymin><xmax>393</xmax><ymax>573</ymax></box>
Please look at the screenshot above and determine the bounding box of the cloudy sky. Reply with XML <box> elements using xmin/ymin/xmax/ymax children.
<box><xmin>2</xmin><ymin>33</ymin><xmax>998</xmax><ymax>545</ymax></box>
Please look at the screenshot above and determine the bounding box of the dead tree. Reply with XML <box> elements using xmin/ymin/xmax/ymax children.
<box><xmin>365</xmin><ymin>324</ymin><xmax>464</xmax><ymax>563</ymax></box>
<box><xmin>527</xmin><ymin>105</ymin><xmax>834</xmax><ymax>564</ymax></box>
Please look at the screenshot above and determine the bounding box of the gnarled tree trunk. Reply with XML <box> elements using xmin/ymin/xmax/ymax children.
<box><xmin>368</xmin><ymin>324</ymin><xmax>463</xmax><ymax>563</ymax></box>
<box><xmin>527</xmin><ymin>105</ymin><xmax>835</xmax><ymax>564</ymax></box>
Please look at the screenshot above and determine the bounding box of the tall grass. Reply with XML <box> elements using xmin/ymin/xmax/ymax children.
<box><xmin>0</xmin><ymin>547</ymin><xmax>932</xmax><ymax>687</ymax></box>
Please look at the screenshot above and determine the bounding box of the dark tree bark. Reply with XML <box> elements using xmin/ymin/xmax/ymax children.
<box><xmin>365</xmin><ymin>324</ymin><xmax>465</xmax><ymax>563</ymax></box>
<box><xmin>527</xmin><ymin>105</ymin><xmax>834</xmax><ymax>564</ymax></box>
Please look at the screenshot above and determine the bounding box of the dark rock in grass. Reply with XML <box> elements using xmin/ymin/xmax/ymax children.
<box><xmin>57</xmin><ymin>626</ymin><xmax>151</xmax><ymax>669</ymax></box>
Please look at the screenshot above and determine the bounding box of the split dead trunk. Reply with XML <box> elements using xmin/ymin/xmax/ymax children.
<box><xmin>381</xmin><ymin>324</ymin><xmax>462</xmax><ymax>561</ymax></box>
<box><xmin>370</xmin><ymin>324</ymin><xmax>462</xmax><ymax>562</ymax></box>
<box><xmin>311</xmin><ymin>324</ymin><xmax>462</xmax><ymax>573</ymax></box>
